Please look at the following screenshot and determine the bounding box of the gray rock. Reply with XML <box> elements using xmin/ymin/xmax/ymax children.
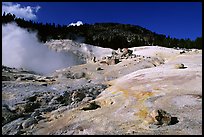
<box><xmin>71</xmin><ymin>91</ymin><xmax>86</xmax><ymax>102</ymax></box>
<box><xmin>92</xmin><ymin>90</ymin><xmax>100</xmax><ymax>96</ymax></box>
<box><xmin>15</xmin><ymin>77</ymin><xmax>22</xmax><ymax>81</ymax></box>
<box><xmin>88</xmin><ymin>88</ymin><xmax>94</xmax><ymax>93</ymax></box>
<box><xmin>36</xmin><ymin>96</ymin><xmax>52</xmax><ymax>106</ymax></box>
<box><xmin>92</xmin><ymin>56</ymin><xmax>97</xmax><ymax>63</ymax></box>
<box><xmin>87</xmin><ymin>80</ymin><xmax>92</xmax><ymax>83</ymax></box>
<box><xmin>82</xmin><ymin>96</ymin><xmax>93</xmax><ymax>102</ymax></box>
<box><xmin>175</xmin><ymin>63</ymin><xmax>186</xmax><ymax>69</ymax></box>
<box><xmin>41</xmin><ymin>83</ymin><xmax>48</xmax><ymax>86</ymax></box>
<box><xmin>20</xmin><ymin>75</ymin><xmax>36</xmax><ymax>81</ymax></box>
<box><xmin>2</xmin><ymin>75</ymin><xmax>13</xmax><ymax>81</ymax></box>
<box><xmin>107</xmin><ymin>58</ymin><xmax>120</xmax><ymax>65</ymax></box>
<box><xmin>112</xmin><ymin>51</ymin><xmax>118</xmax><ymax>56</ymax></box>
<box><xmin>101</xmin><ymin>56</ymin><xmax>107</xmax><ymax>60</ymax></box>
<box><xmin>2</xmin><ymin>118</ymin><xmax>24</xmax><ymax>135</ymax></box>
<box><xmin>34</xmin><ymin>115</ymin><xmax>44</xmax><ymax>121</ymax></box>
<box><xmin>2</xmin><ymin>105</ymin><xmax>21</xmax><ymax>126</ymax></box>
<box><xmin>150</xmin><ymin>109</ymin><xmax>172</xmax><ymax>126</ymax></box>
<box><xmin>180</xmin><ymin>51</ymin><xmax>185</xmax><ymax>54</ymax></box>
<box><xmin>72</xmin><ymin>72</ymin><xmax>86</xmax><ymax>79</ymax></box>
<box><xmin>96</xmin><ymin>67</ymin><xmax>103</xmax><ymax>71</ymax></box>
<box><xmin>22</xmin><ymin>118</ymin><xmax>37</xmax><ymax>129</ymax></box>
<box><xmin>27</xmin><ymin>95</ymin><xmax>38</xmax><ymax>102</ymax></box>
<box><xmin>49</xmin><ymin>98</ymin><xmax>59</xmax><ymax>105</ymax></box>
<box><xmin>131</xmin><ymin>54</ymin><xmax>137</xmax><ymax>58</ymax></box>
<box><xmin>24</xmin><ymin>102</ymin><xmax>41</xmax><ymax>113</ymax></box>
<box><xmin>81</xmin><ymin>101</ymin><xmax>101</xmax><ymax>111</ymax></box>
<box><xmin>31</xmin><ymin>110</ymin><xmax>41</xmax><ymax>117</ymax></box>
<box><xmin>52</xmin><ymin>106</ymin><xmax>69</xmax><ymax>114</ymax></box>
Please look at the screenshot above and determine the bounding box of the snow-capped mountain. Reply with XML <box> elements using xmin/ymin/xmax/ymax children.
<box><xmin>68</xmin><ymin>21</ymin><xmax>83</xmax><ymax>27</ymax></box>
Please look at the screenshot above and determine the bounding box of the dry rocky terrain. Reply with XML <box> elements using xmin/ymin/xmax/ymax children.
<box><xmin>2</xmin><ymin>41</ymin><xmax>202</xmax><ymax>135</ymax></box>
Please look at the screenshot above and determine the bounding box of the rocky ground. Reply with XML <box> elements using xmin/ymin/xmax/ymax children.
<box><xmin>2</xmin><ymin>44</ymin><xmax>202</xmax><ymax>135</ymax></box>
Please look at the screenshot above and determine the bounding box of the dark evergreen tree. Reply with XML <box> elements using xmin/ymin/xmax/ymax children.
<box><xmin>2</xmin><ymin>12</ymin><xmax>202</xmax><ymax>49</ymax></box>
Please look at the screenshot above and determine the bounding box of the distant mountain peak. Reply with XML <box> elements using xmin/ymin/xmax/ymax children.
<box><xmin>68</xmin><ymin>21</ymin><xmax>83</xmax><ymax>27</ymax></box>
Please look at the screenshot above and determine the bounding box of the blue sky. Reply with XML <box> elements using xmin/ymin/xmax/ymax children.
<box><xmin>3</xmin><ymin>2</ymin><xmax>202</xmax><ymax>40</ymax></box>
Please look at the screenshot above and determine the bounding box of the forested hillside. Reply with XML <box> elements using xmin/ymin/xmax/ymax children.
<box><xmin>2</xmin><ymin>12</ymin><xmax>202</xmax><ymax>49</ymax></box>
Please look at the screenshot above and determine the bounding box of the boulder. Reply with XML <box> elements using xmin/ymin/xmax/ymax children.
<box><xmin>150</xmin><ymin>109</ymin><xmax>172</xmax><ymax>126</ymax></box>
<box><xmin>180</xmin><ymin>51</ymin><xmax>185</xmax><ymax>54</ymax></box>
<box><xmin>71</xmin><ymin>91</ymin><xmax>86</xmax><ymax>102</ymax></box>
<box><xmin>30</xmin><ymin>110</ymin><xmax>41</xmax><ymax>117</ymax></box>
<box><xmin>101</xmin><ymin>56</ymin><xmax>107</xmax><ymax>60</ymax></box>
<box><xmin>24</xmin><ymin>102</ymin><xmax>41</xmax><ymax>113</ymax></box>
<box><xmin>54</xmin><ymin>92</ymin><xmax>72</xmax><ymax>106</ymax></box>
<box><xmin>121</xmin><ymin>48</ymin><xmax>133</xmax><ymax>57</ymax></box>
<box><xmin>174</xmin><ymin>63</ymin><xmax>186</xmax><ymax>69</ymax></box>
<box><xmin>99</xmin><ymin>61</ymin><xmax>109</xmax><ymax>65</ymax></box>
<box><xmin>2</xmin><ymin>75</ymin><xmax>12</xmax><ymax>81</ymax></box>
<box><xmin>82</xmin><ymin>96</ymin><xmax>94</xmax><ymax>103</ymax></box>
<box><xmin>107</xmin><ymin>58</ymin><xmax>120</xmax><ymax>65</ymax></box>
<box><xmin>2</xmin><ymin>118</ymin><xmax>24</xmax><ymax>135</ymax></box>
<box><xmin>112</xmin><ymin>51</ymin><xmax>118</xmax><ymax>56</ymax></box>
<box><xmin>49</xmin><ymin>96</ymin><xmax>61</xmax><ymax>105</ymax></box>
<box><xmin>81</xmin><ymin>101</ymin><xmax>101</xmax><ymax>111</ymax></box>
<box><xmin>96</xmin><ymin>67</ymin><xmax>103</xmax><ymax>71</ymax></box>
<box><xmin>22</xmin><ymin>118</ymin><xmax>37</xmax><ymax>129</ymax></box>
<box><xmin>72</xmin><ymin>72</ymin><xmax>86</xmax><ymax>79</ymax></box>
<box><xmin>2</xmin><ymin>105</ymin><xmax>21</xmax><ymax>126</ymax></box>
<box><xmin>92</xmin><ymin>56</ymin><xmax>97</xmax><ymax>63</ymax></box>
<box><xmin>27</xmin><ymin>95</ymin><xmax>38</xmax><ymax>102</ymax></box>
<box><xmin>19</xmin><ymin>75</ymin><xmax>36</xmax><ymax>81</ymax></box>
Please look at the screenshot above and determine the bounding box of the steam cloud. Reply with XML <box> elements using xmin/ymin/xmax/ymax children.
<box><xmin>2</xmin><ymin>23</ymin><xmax>83</xmax><ymax>75</ymax></box>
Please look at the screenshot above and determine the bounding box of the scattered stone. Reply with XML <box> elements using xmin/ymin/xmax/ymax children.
<box><xmin>121</xmin><ymin>48</ymin><xmax>129</xmax><ymax>56</ymax></box>
<box><xmin>22</xmin><ymin>118</ymin><xmax>37</xmax><ymax>129</ymax></box>
<box><xmin>20</xmin><ymin>75</ymin><xmax>36</xmax><ymax>81</ymax></box>
<box><xmin>82</xmin><ymin>96</ymin><xmax>94</xmax><ymax>103</ymax></box>
<box><xmin>81</xmin><ymin>101</ymin><xmax>101</xmax><ymax>111</ymax></box>
<box><xmin>127</xmin><ymin>49</ymin><xmax>133</xmax><ymax>55</ymax></box>
<box><xmin>72</xmin><ymin>72</ymin><xmax>86</xmax><ymax>79</ymax></box>
<box><xmin>150</xmin><ymin>109</ymin><xmax>173</xmax><ymax>126</ymax></box>
<box><xmin>101</xmin><ymin>56</ymin><xmax>107</xmax><ymax>60</ymax></box>
<box><xmin>41</xmin><ymin>83</ymin><xmax>48</xmax><ymax>86</ymax></box>
<box><xmin>36</xmin><ymin>96</ymin><xmax>52</xmax><ymax>106</ymax></box>
<box><xmin>31</xmin><ymin>110</ymin><xmax>41</xmax><ymax>117</ymax></box>
<box><xmin>2</xmin><ymin>75</ymin><xmax>12</xmax><ymax>81</ymax></box>
<box><xmin>92</xmin><ymin>56</ymin><xmax>97</xmax><ymax>63</ymax></box>
<box><xmin>49</xmin><ymin>96</ymin><xmax>60</xmax><ymax>105</ymax></box>
<box><xmin>16</xmin><ymin>77</ymin><xmax>22</xmax><ymax>81</ymax></box>
<box><xmin>71</xmin><ymin>91</ymin><xmax>86</xmax><ymax>102</ymax></box>
<box><xmin>25</xmin><ymin>102</ymin><xmax>41</xmax><ymax>113</ymax></box>
<box><xmin>99</xmin><ymin>61</ymin><xmax>109</xmax><ymax>65</ymax></box>
<box><xmin>55</xmin><ymin>93</ymin><xmax>72</xmax><ymax>106</ymax></box>
<box><xmin>2</xmin><ymin>105</ymin><xmax>21</xmax><ymax>126</ymax></box>
<box><xmin>27</xmin><ymin>95</ymin><xmax>38</xmax><ymax>102</ymax></box>
<box><xmin>87</xmin><ymin>80</ymin><xmax>92</xmax><ymax>83</ymax></box>
<box><xmin>175</xmin><ymin>63</ymin><xmax>186</xmax><ymax>69</ymax></box>
<box><xmin>180</xmin><ymin>51</ymin><xmax>185</xmax><ymax>54</ymax></box>
<box><xmin>97</xmin><ymin>48</ymin><xmax>136</xmax><ymax>65</ymax></box>
<box><xmin>37</xmin><ymin>105</ymin><xmax>57</xmax><ymax>113</ymax></box>
<box><xmin>107</xmin><ymin>58</ymin><xmax>120</xmax><ymax>65</ymax></box>
<box><xmin>96</xmin><ymin>67</ymin><xmax>103</xmax><ymax>71</ymax></box>
<box><xmin>131</xmin><ymin>54</ymin><xmax>137</xmax><ymax>58</ymax></box>
<box><xmin>2</xmin><ymin>118</ymin><xmax>24</xmax><ymax>135</ymax></box>
<box><xmin>37</xmin><ymin>79</ymin><xmax>46</xmax><ymax>82</ymax></box>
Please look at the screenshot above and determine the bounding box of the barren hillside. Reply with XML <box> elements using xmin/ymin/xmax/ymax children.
<box><xmin>2</xmin><ymin>42</ymin><xmax>202</xmax><ymax>135</ymax></box>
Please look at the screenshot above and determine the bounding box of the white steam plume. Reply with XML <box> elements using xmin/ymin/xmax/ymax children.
<box><xmin>2</xmin><ymin>23</ymin><xmax>83</xmax><ymax>75</ymax></box>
